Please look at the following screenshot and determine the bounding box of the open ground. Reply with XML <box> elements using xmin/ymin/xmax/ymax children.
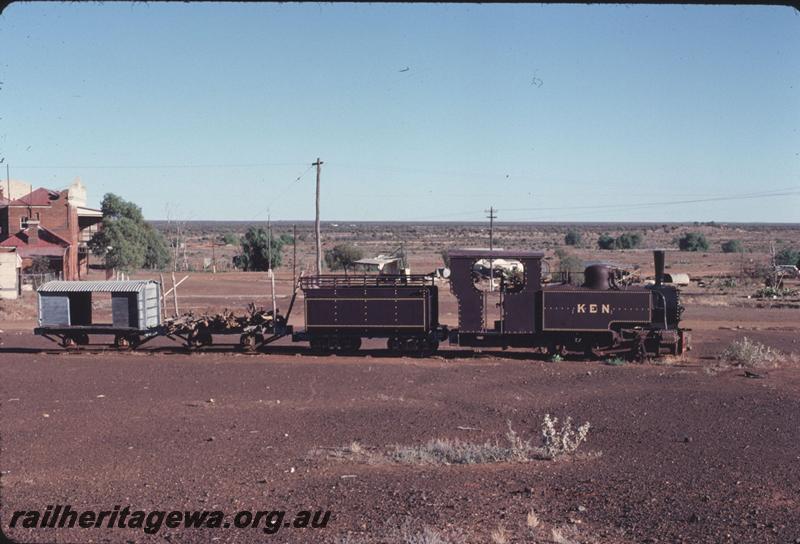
<box><xmin>1</xmin><ymin>222</ymin><xmax>799</xmax><ymax>543</ymax></box>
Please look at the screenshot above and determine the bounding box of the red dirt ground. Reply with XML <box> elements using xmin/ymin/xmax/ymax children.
<box><xmin>2</xmin><ymin>237</ymin><xmax>799</xmax><ymax>543</ymax></box>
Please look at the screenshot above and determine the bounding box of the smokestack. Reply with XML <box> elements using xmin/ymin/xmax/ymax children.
<box><xmin>654</xmin><ymin>250</ymin><xmax>665</xmax><ymax>286</ymax></box>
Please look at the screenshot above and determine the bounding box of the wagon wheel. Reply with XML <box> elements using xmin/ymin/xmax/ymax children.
<box><xmin>421</xmin><ymin>339</ymin><xmax>439</xmax><ymax>357</ymax></box>
<box><xmin>114</xmin><ymin>335</ymin><xmax>131</xmax><ymax>349</ymax></box>
<box><xmin>74</xmin><ymin>333</ymin><xmax>90</xmax><ymax>346</ymax></box>
<box><xmin>240</xmin><ymin>334</ymin><xmax>257</xmax><ymax>352</ymax></box>
<box><xmin>62</xmin><ymin>336</ymin><xmax>78</xmax><ymax>349</ymax></box>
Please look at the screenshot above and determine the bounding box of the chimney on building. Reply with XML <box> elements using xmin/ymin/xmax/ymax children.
<box><xmin>27</xmin><ymin>220</ymin><xmax>40</xmax><ymax>244</ymax></box>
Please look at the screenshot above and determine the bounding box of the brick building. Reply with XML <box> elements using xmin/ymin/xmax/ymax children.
<box><xmin>0</xmin><ymin>178</ymin><xmax>103</xmax><ymax>280</ymax></box>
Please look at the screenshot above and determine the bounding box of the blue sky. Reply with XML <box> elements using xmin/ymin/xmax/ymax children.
<box><xmin>2</xmin><ymin>3</ymin><xmax>799</xmax><ymax>222</ymax></box>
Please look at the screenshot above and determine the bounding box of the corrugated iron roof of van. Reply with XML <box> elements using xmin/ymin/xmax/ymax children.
<box><xmin>38</xmin><ymin>280</ymin><xmax>158</xmax><ymax>293</ymax></box>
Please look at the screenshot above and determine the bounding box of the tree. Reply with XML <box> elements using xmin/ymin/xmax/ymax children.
<box><xmin>678</xmin><ymin>232</ymin><xmax>709</xmax><ymax>252</ymax></box>
<box><xmin>324</xmin><ymin>243</ymin><xmax>363</xmax><ymax>273</ymax></box>
<box><xmin>564</xmin><ymin>230</ymin><xmax>582</xmax><ymax>246</ymax></box>
<box><xmin>721</xmin><ymin>240</ymin><xmax>744</xmax><ymax>253</ymax></box>
<box><xmin>88</xmin><ymin>194</ymin><xmax>171</xmax><ymax>272</ymax></box>
<box><xmin>233</xmin><ymin>227</ymin><xmax>284</xmax><ymax>271</ymax></box>
<box><xmin>597</xmin><ymin>234</ymin><xmax>616</xmax><ymax>250</ymax></box>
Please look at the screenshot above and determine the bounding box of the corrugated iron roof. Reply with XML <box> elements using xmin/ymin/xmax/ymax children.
<box><xmin>38</xmin><ymin>280</ymin><xmax>158</xmax><ymax>293</ymax></box>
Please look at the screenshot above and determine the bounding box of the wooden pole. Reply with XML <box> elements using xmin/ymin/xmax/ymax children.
<box><xmin>292</xmin><ymin>224</ymin><xmax>297</xmax><ymax>286</ymax></box>
<box><xmin>171</xmin><ymin>272</ymin><xmax>179</xmax><ymax>317</ymax></box>
<box><xmin>159</xmin><ymin>273</ymin><xmax>165</xmax><ymax>320</ymax></box>
<box><xmin>313</xmin><ymin>158</ymin><xmax>323</xmax><ymax>275</ymax></box>
<box><xmin>211</xmin><ymin>237</ymin><xmax>216</xmax><ymax>274</ymax></box>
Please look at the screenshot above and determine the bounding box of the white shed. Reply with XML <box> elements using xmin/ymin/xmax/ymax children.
<box><xmin>0</xmin><ymin>247</ymin><xmax>22</xmax><ymax>300</ymax></box>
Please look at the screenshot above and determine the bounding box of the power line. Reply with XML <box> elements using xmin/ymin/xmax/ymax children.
<box><xmin>401</xmin><ymin>187</ymin><xmax>799</xmax><ymax>222</ymax></box>
<box><xmin>12</xmin><ymin>162</ymin><xmax>307</xmax><ymax>170</ymax></box>
<box><xmin>251</xmin><ymin>164</ymin><xmax>315</xmax><ymax>221</ymax></box>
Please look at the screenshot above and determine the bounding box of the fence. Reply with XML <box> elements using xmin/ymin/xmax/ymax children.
<box><xmin>22</xmin><ymin>272</ymin><xmax>60</xmax><ymax>290</ymax></box>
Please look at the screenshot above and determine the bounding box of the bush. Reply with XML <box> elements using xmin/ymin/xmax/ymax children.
<box><xmin>721</xmin><ymin>240</ymin><xmax>743</xmax><ymax>253</ymax></box>
<box><xmin>678</xmin><ymin>232</ymin><xmax>709</xmax><ymax>252</ymax></box>
<box><xmin>615</xmin><ymin>232</ymin><xmax>642</xmax><ymax>250</ymax></box>
<box><xmin>564</xmin><ymin>230</ymin><xmax>582</xmax><ymax>246</ymax></box>
<box><xmin>775</xmin><ymin>247</ymin><xmax>800</xmax><ymax>267</ymax></box>
<box><xmin>754</xmin><ymin>286</ymin><xmax>799</xmax><ymax>298</ymax></box>
<box><xmin>221</xmin><ymin>233</ymin><xmax>239</xmax><ymax>246</ymax></box>
<box><xmin>597</xmin><ymin>233</ymin><xmax>615</xmax><ymax>250</ymax></box>
<box><xmin>719</xmin><ymin>337</ymin><xmax>781</xmax><ymax>368</ymax></box>
<box><xmin>597</xmin><ymin>232</ymin><xmax>641</xmax><ymax>250</ymax></box>
<box><xmin>324</xmin><ymin>244</ymin><xmax>363</xmax><ymax>272</ymax></box>
<box><xmin>233</xmin><ymin>227</ymin><xmax>284</xmax><ymax>271</ymax></box>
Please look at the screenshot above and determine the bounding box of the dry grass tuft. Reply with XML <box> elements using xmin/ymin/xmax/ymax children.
<box><xmin>324</xmin><ymin>415</ymin><xmax>592</xmax><ymax>467</ymax></box>
<box><xmin>526</xmin><ymin>509</ymin><xmax>540</xmax><ymax>529</ymax></box>
<box><xmin>551</xmin><ymin>524</ymin><xmax>581</xmax><ymax>544</ymax></box>
<box><xmin>719</xmin><ymin>337</ymin><xmax>782</xmax><ymax>368</ymax></box>
<box><xmin>490</xmin><ymin>525</ymin><xmax>509</xmax><ymax>544</ymax></box>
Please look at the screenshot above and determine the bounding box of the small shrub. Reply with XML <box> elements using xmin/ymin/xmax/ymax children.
<box><xmin>540</xmin><ymin>414</ymin><xmax>591</xmax><ymax>459</ymax></box>
<box><xmin>564</xmin><ymin>230</ymin><xmax>582</xmax><ymax>246</ymax></box>
<box><xmin>719</xmin><ymin>337</ymin><xmax>781</xmax><ymax>368</ymax></box>
<box><xmin>678</xmin><ymin>232</ymin><xmax>709</xmax><ymax>252</ymax></box>
<box><xmin>754</xmin><ymin>286</ymin><xmax>798</xmax><ymax>298</ymax></box>
<box><xmin>550</xmin><ymin>354</ymin><xmax>563</xmax><ymax>363</ymax></box>
<box><xmin>721</xmin><ymin>240</ymin><xmax>743</xmax><ymax>253</ymax></box>
<box><xmin>604</xmin><ymin>357</ymin><xmax>626</xmax><ymax>366</ymax></box>
<box><xmin>526</xmin><ymin>510</ymin><xmax>540</xmax><ymax>529</ymax></box>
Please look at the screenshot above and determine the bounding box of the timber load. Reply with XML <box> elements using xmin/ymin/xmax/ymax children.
<box><xmin>162</xmin><ymin>303</ymin><xmax>288</xmax><ymax>350</ymax></box>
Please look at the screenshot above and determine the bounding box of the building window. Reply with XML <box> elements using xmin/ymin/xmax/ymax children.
<box><xmin>20</xmin><ymin>216</ymin><xmax>28</xmax><ymax>229</ymax></box>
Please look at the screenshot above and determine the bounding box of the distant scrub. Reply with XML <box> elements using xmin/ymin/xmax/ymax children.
<box><xmin>564</xmin><ymin>230</ymin><xmax>582</xmax><ymax>246</ymax></box>
<box><xmin>678</xmin><ymin>232</ymin><xmax>709</xmax><ymax>252</ymax></box>
<box><xmin>721</xmin><ymin>240</ymin><xmax>743</xmax><ymax>253</ymax></box>
<box><xmin>597</xmin><ymin>232</ymin><xmax>641</xmax><ymax>250</ymax></box>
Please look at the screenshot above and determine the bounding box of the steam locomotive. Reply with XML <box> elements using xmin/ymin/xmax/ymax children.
<box><xmin>295</xmin><ymin>249</ymin><xmax>689</xmax><ymax>360</ymax></box>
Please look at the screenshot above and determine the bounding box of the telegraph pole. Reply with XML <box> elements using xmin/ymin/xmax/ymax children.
<box><xmin>267</xmin><ymin>213</ymin><xmax>272</xmax><ymax>271</ymax></box>
<box><xmin>486</xmin><ymin>206</ymin><xmax>497</xmax><ymax>250</ymax></box>
<box><xmin>313</xmin><ymin>158</ymin><xmax>323</xmax><ymax>275</ymax></box>
<box><xmin>485</xmin><ymin>206</ymin><xmax>498</xmax><ymax>292</ymax></box>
